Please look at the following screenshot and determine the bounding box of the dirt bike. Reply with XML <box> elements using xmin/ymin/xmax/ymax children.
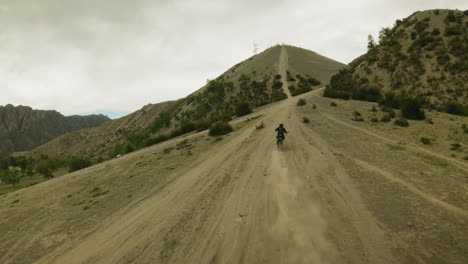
<box><xmin>276</xmin><ymin>136</ymin><xmax>285</xmax><ymax>150</ymax></box>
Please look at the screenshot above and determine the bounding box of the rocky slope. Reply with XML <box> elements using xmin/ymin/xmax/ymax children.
<box><xmin>326</xmin><ymin>9</ymin><xmax>467</xmax><ymax>108</ymax></box>
<box><xmin>22</xmin><ymin>45</ymin><xmax>345</xmax><ymax>159</ymax></box>
<box><xmin>0</xmin><ymin>105</ymin><xmax>110</xmax><ymax>157</ymax></box>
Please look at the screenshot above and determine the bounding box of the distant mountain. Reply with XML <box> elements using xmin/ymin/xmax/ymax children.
<box><xmin>18</xmin><ymin>101</ymin><xmax>177</xmax><ymax>158</ymax></box>
<box><xmin>325</xmin><ymin>9</ymin><xmax>467</xmax><ymax>111</ymax></box>
<box><xmin>0</xmin><ymin>105</ymin><xmax>110</xmax><ymax>157</ymax></box>
<box><xmin>22</xmin><ymin>45</ymin><xmax>345</xmax><ymax>159</ymax></box>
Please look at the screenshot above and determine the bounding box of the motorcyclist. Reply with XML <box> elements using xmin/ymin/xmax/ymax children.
<box><xmin>275</xmin><ymin>123</ymin><xmax>288</xmax><ymax>144</ymax></box>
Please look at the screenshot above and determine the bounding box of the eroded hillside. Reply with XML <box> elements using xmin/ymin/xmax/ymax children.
<box><xmin>0</xmin><ymin>105</ymin><xmax>109</xmax><ymax>157</ymax></box>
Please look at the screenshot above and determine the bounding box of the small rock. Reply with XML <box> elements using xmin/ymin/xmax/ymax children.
<box><xmin>239</xmin><ymin>213</ymin><xmax>248</xmax><ymax>218</ymax></box>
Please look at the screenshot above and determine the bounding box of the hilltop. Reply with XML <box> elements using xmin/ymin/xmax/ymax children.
<box><xmin>325</xmin><ymin>9</ymin><xmax>467</xmax><ymax>115</ymax></box>
<box><xmin>22</xmin><ymin>45</ymin><xmax>345</xmax><ymax>159</ymax></box>
<box><xmin>0</xmin><ymin>105</ymin><xmax>110</xmax><ymax>157</ymax></box>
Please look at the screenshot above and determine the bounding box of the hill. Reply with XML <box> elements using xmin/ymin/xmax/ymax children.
<box><xmin>0</xmin><ymin>105</ymin><xmax>110</xmax><ymax>157</ymax></box>
<box><xmin>22</xmin><ymin>45</ymin><xmax>345</xmax><ymax>159</ymax></box>
<box><xmin>324</xmin><ymin>9</ymin><xmax>468</xmax><ymax>115</ymax></box>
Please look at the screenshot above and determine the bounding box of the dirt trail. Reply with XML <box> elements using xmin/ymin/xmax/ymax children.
<box><xmin>20</xmin><ymin>91</ymin><xmax>403</xmax><ymax>264</ymax></box>
<box><xmin>279</xmin><ymin>46</ymin><xmax>292</xmax><ymax>98</ymax></box>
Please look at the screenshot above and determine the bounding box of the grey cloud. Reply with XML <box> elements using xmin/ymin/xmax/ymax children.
<box><xmin>0</xmin><ymin>0</ymin><xmax>467</xmax><ymax>116</ymax></box>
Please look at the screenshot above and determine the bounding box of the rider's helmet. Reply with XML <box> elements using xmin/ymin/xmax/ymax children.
<box><xmin>279</xmin><ymin>123</ymin><xmax>284</xmax><ymax>127</ymax></box>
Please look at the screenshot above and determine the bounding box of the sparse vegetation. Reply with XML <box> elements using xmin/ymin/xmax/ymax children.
<box><xmin>324</xmin><ymin>10</ymin><xmax>468</xmax><ymax>117</ymax></box>
<box><xmin>330</xmin><ymin>102</ymin><xmax>337</xmax><ymax>107</ymax></box>
<box><xmin>302</xmin><ymin>117</ymin><xmax>310</xmax><ymax>123</ymax></box>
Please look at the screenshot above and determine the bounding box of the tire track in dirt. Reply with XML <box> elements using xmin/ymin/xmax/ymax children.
<box><xmin>279</xmin><ymin>46</ymin><xmax>292</xmax><ymax>98</ymax></box>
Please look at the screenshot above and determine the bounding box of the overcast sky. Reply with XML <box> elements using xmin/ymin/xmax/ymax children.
<box><xmin>1</xmin><ymin>0</ymin><xmax>466</xmax><ymax>118</ymax></box>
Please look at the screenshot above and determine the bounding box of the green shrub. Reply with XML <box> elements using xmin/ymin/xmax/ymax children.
<box><xmin>307</xmin><ymin>78</ymin><xmax>321</xmax><ymax>86</ymax></box>
<box><xmin>209</xmin><ymin>122</ymin><xmax>233</xmax><ymax>136</ymax></box>
<box><xmin>401</xmin><ymin>98</ymin><xmax>425</xmax><ymax>120</ymax></box>
<box><xmin>236</xmin><ymin>103</ymin><xmax>252</xmax><ymax>117</ymax></box>
<box><xmin>323</xmin><ymin>69</ymin><xmax>354</xmax><ymax>99</ymax></box>
<box><xmin>145</xmin><ymin>135</ymin><xmax>169</xmax><ymax>146</ymax></box>
<box><xmin>380</xmin><ymin>114</ymin><xmax>392</xmax><ymax>122</ymax></box>
<box><xmin>179</xmin><ymin>120</ymin><xmax>196</xmax><ymax>134</ymax></box>
<box><xmin>394</xmin><ymin>118</ymin><xmax>409</xmax><ymax>127</ymax></box>
<box><xmin>352</xmin><ymin>111</ymin><xmax>364</xmax><ymax>122</ymax></box>
<box><xmin>445</xmin><ymin>102</ymin><xmax>468</xmax><ymax>116</ymax></box>
<box><xmin>297</xmin><ymin>99</ymin><xmax>306</xmax><ymax>106</ymax></box>
<box><xmin>302</xmin><ymin>117</ymin><xmax>310</xmax><ymax>123</ymax></box>
<box><xmin>371</xmin><ymin>116</ymin><xmax>379</xmax><ymax>122</ymax></box>
<box><xmin>462</xmin><ymin>124</ymin><xmax>468</xmax><ymax>134</ymax></box>
<box><xmin>420</xmin><ymin>137</ymin><xmax>432</xmax><ymax>145</ymax></box>
<box><xmin>272</xmin><ymin>80</ymin><xmax>283</xmax><ymax>89</ymax></box>
<box><xmin>150</xmin><ymin>112</ymin><xmax>171</xmax><ymax>133</ymax></box>
<box><xmin>352</xmin><ymin>83</ymin><xmax>382</xmax><ymax>102</ymax></box>
<box><xmin>195</xmin><ymin>119</ymin><xmax>213</xmax><ymax>132</ymax></box>
<box><xmin>68</xmin><ymin>156</ymin><xmax>92</xmax><ymax>172</ymax></box>
<box><xmin>450</xmin><ymin>143</ymin><xmax>462</xmax><ymax>151</ymax></box>
<box><xmin>379</xmin><ymin>91</ymin><xmax>401</xmax><ymax>109</ymax></box>
<box><xmin>444</xmin><ymin>25</ymin><xmax>463</xmax><ymax>36</ymax></box>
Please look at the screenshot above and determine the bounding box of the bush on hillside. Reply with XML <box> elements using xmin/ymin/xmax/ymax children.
<box><xmin>307</xmin><ymin>78</ymin><xmax>321</xmax><ymax>86</ymax></box>
<box><xmin>145</xmin><ymin>135</ymin><xmax>169</xmax><ymax>147</ymax></box>
<box><xmin>380</xmin><ymin>114</ymin><xmax>392</xmax><ymax>122</ymax></box>
<box><xmin>444</xmin><ymin>102</ymin><xmax>468</xmax><ymax>116</ymax></box>
<box><xmin>323</xmin><ymin>69</ymin><xmax>354</xmax><ymax>100</ymax></box>
<box><xmin>195</xmin><ymin>119</ymin><xmax>213</xmax><ymax>132</ymax></box>
<box><xmin>297</xmin><ymin>99</ymin><xmax>306</xmax><ymax>106</ymax></box>
<box><xmin>421</xmin><ymin>137</ymin><xmax>432</xmax><ymax>145</ymax></box>
<box><xmin>68</xmin><ymin>156</ymin><xmax>92</xmax><ymax>172</ymax></box>
<box><xmin>235</xmin><ymin>103</ymin><xmax>252</xmax><ymax>117</ymax></box>
<box><xmin>394</xmin><ymin>118</ymin><xmax>409</xmax><ymax>127</ymax></box>
<box><xmin>209</xmin><ymin>122</ymin><xmax>233</xmax><ymax>136</ymax></box>
<box><xmin>352</xmin><ymin>111</ymin><xmax>364</xmax><ymax>122</ymax></box>
<box><xmin>352</xmin><ymin>83</ymin><xmax>382</xmax><ymax>102</ymax></box>
<box><xmin>401</xmin><ymin>98</ymin><xmax>426</xmax><ymax>120</ymax></box>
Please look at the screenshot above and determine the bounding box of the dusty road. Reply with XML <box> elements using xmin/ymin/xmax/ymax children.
<box><xmin>1</xmin><ymin>47</ymin><xmax>467</xmax><ymax>263</ymax></box>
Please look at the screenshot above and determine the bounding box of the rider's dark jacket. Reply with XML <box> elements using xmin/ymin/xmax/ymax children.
<box><xmin>275</xmin><ymin>126</ymin><xmax>288</xmax><ymax>139</ymax></box>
